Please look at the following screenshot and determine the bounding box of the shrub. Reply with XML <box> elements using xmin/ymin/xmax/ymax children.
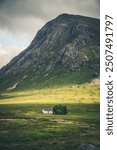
<box><xmin>53</xmin><ymin>104</ymin><xmax>68</xmax><ymax>115</ymax></box>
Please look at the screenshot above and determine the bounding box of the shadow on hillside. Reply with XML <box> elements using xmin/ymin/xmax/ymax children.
<box><xmin>0</xmin><ymin>95</ymin><xmax>16</xmax><ymax>100</ymax></box>
<box><xmin>0</xmin><ymin>93</ymin><xmax>37</xmax><ymax>100</ymax></box>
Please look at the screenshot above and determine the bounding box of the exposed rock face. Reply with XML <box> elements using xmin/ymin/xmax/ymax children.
<box><xmin>90</xmin><ymin>78</ymin><xmax>100</xmax><ymax>85</ymax></box>
<box><xmin>0</xmin><ymin>13</ymin><xmax>100</xmax><ymax>90</ymax></box>
<box><xmin>77</xmin><ymin>143</ymin><xmax>99</xmax><ymax>150</ymax></box>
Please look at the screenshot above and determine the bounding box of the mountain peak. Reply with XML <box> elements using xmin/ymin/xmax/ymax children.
<box><xmin>0</xmin><ymin>14</ymin><xmax>100</xmax><ymax>90</ymax></box>
<box><xmin>54</xmin><ymin>13</ymin><xmax>78</xmax><ymax>22</ymax></box>
<box><xmin>56</xmin><ymin>13</ymin><xmax>74</xmax><ymax>18</ymax></box>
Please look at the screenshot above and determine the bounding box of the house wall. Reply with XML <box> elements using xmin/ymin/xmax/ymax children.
<box><xmin>42</xmin><ymin>110</ymin><xmax>53</xmax><ymax>114</ymax></box>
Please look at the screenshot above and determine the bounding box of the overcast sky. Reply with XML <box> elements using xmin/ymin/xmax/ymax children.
<box><xmin>0</xmin><ymin>0</ymin><xmax>100</xmax><ymax>68</ymax></box>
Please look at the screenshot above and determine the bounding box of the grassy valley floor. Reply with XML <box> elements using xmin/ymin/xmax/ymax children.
<box><xmin>0</xmin><ymin>84</ymin><xmax>100</xmax><ymax>150</ymax></box>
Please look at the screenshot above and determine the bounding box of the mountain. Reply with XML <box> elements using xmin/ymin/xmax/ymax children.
<box><xmin>0</xmin><ymin>14</ymin><xmax>100</xmax><ymax>91</ymax></box>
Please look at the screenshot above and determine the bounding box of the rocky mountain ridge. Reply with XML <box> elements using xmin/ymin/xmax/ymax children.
<box><xmin>0</xmin><ymin>14</ymin><xmax>100</xmax><ymax>90</ymax></box>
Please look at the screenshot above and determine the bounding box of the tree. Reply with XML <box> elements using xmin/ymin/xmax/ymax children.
<box><xmin>53</xmin><ymin>104</ymin><xmax>68</xmax><ymax>115</ymax></box>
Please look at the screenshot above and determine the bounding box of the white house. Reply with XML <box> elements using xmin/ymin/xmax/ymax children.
<box><xmin>42</xmin><ymin>108</ymin><xmax>53</xmax><ymax>114</ymax></box>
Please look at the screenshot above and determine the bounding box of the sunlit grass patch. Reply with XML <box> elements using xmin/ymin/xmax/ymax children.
<box><xmin>0</xmin><ymin>84</ymin><xmax>99</xmax><ymax>104</ymax></box>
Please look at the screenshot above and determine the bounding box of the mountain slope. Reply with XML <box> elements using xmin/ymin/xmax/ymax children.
<box><xmin>0</xmin><ymin>14</ymin><xmax>100</xmax><ymax>91</ymax></box>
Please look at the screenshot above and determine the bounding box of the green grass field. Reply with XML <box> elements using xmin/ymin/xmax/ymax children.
<box><xmin>0</xmin><ymin>83</ymin><xmax>100</xmax><ymax>150</ymax></box>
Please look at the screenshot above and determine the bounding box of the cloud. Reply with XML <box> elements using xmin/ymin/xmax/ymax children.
<box><xmin>0</xmin><ymin>43</ymin><xmax>22</xmax><ymax>68</ymax></box>
<box><xmin>0</xmin><ymin>0</ymin><xmax>100</xmax><ymax>36</ymax></box>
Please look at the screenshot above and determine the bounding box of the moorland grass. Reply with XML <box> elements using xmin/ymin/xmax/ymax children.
<box><xmin>0</xmin><ymin>83</ymin><xmax>100</xmax><ymax>150</ymax></box>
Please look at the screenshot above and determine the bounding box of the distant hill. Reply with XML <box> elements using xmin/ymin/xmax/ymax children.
<box><xmin>0</xmin><ymin>14</ymin><xmax>100</xmax><ymax>91</ymax></box>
